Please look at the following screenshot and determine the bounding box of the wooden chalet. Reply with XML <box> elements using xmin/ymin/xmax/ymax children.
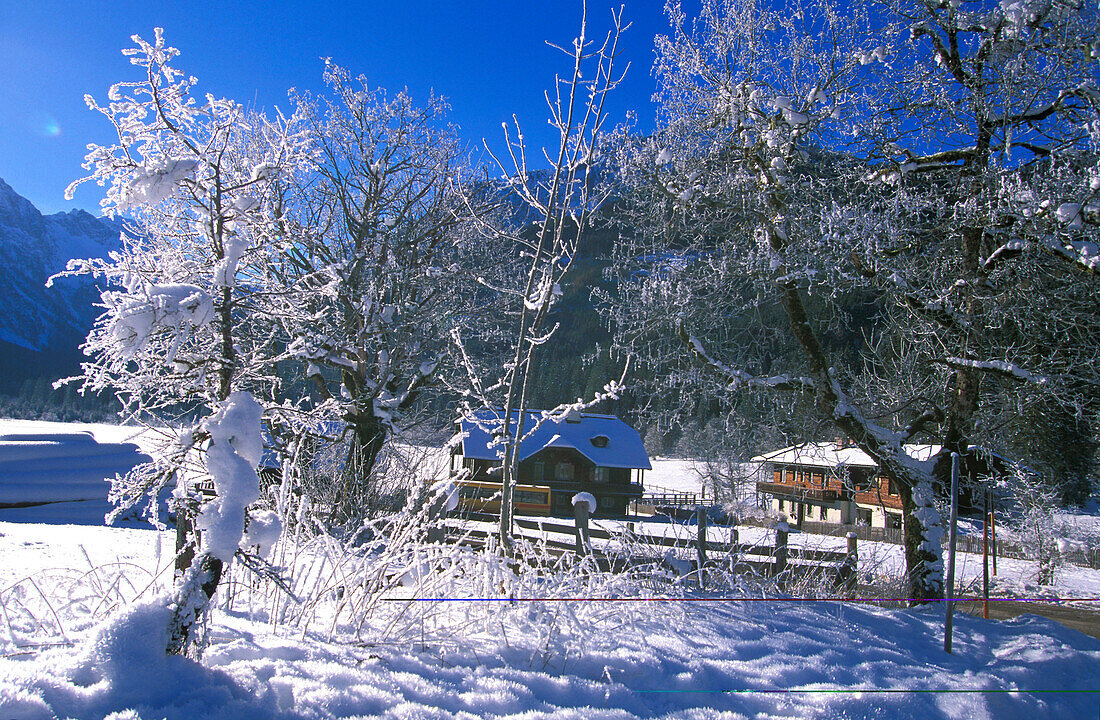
<box><xmin>752</xmin><ymin>441</ymin><xmax>933</xmax><ymax>530</ymax></box>
<box><xmin>451</xmin><ymin>410</ymin><xmax>650</xmax><ymax>516</ymax></box>
<box><xmin>753</xmin><ymin>440</ymin><xmax>1009</xmax><ymax>530</ymax></box>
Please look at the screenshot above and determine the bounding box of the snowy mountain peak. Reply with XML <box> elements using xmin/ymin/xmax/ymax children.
<box><xmin>0</xmin><ymin>177</ymin><xmax>45</xmax><ymax>232</ymax></box>
<box><xmin>0</xmin><ymin>178</ymin><xmax>121</xmax><ymax>381</ymax></box>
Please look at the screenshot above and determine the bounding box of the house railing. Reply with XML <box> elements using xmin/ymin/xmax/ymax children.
<box><xmin>633</xmin><ymin>492</ymin><xmax>699</xmax><ymax>511</ymax></box>
<box><xmin>755</xmin><ymin>481</ymin><xmax>840</xmax><ymax>503</ymax></box>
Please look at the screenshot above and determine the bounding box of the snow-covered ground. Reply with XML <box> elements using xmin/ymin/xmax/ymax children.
<box><xmin>2</xmin><ymin>420</ymin><xmax>1100</xmax><ymax>719</ymax></box>
<box><xmin>643</xmin><ymin>457</ymin><xmax>707</xmax><ymax>495</ymax></box>
<box><xmin>2</xmin><ymin>520</ymin><xmax>1099</xmax><ymax>719</ymax></box>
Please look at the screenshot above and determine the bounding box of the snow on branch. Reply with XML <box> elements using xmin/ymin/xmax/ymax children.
<box><xmin>1041</xmin><ymin>235</ymin><xmax>1100</xmax><ymax>274</ymax></box>
<box><xmin>677</xmin><ymin>321</ymin><xmax>815</xmax><ymax>392</ymax></box>
<box><xmin>937</xmin><ymin>357</ymin><xmax>1051</xmax><ymax>385</ymax></box>
<box><xmin>982</xmin><ymin>239</ymin><xmax>1027</xmax><ymax>270</ymax></box>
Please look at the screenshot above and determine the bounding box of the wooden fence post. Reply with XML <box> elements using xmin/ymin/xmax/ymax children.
<box><xmin>696</xmin><ymin>505</ymin><xmax>708</xmax><ymax>589</ymax></box>
<box><xmin>425</xmin><ymin>486</ymin><xmax>452</xmax><ymax>544</ymax></box>
<box><xmin>840</xmin><ymin>532</ymin><xmax>858</xmax><ymax>595</ymax></box>
<box><xmin>774</xmin><ymin>520</ymin><xmax>789</xmax><ymax>590</ymax></box>
<box><xmin>990</xmin><ymin>505</ymin><xmax>998</xmax><ymax>577</ymax></box>
<box><xmin>574</xmin><ymin>498</ymin><xmax>592</xmax><ymax>558</ymax></box>
<box><xmin>731</xmin><ymin>519</ymin><xmax>739</xmax><ymax>566</ymax></box>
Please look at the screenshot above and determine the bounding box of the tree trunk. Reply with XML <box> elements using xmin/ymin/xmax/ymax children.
<box><xmin>777</xmin><ymin>281</ymin><xmax>945</xmax><ymax>603</ymax></box>
<box><xmin>898</xmin><ymin>480</ymin><xmax>944</xmax><ymax>603</ymax></box>
<box><xmin>332</xmin><ymin>412</ymin><xmax>387</xmax><ymax>523</ymax></box>
<box><xmin>166</xmin><ymin>551</ymin><xmax>223</xmax><ymax>656</ymax></box>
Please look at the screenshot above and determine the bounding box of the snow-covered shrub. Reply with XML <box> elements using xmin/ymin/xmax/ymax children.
<box><xmin>1002</xmin><ymin>469</ymin><xmax>1065</xmax><ymax>586</ymax></box>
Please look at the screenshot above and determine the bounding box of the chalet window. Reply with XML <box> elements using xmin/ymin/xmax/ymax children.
<box><xmin>884</xmin><ymin>477</ymin><xmax>898</xmax><ymax>496</ymax></box>
<box><xmin>599</xmin><ymin>496</ymin><xmax>616</xmax><ymax>509</ymax></box>
<box><xmin>594</xmin><ymin>467</ymin><xmax>609</xmax><ymax>483</ymax></box>
<box><xmin>555</xmin><ymin>462</ymin><xmax>574</xmax><ymax>481</ymax></box>
<box><xmin>531</xmin><ymin>462</ymin><xmax>545</xmax><ymax>483</ymax></box>
<box><xmin>785</xmin><ymin>468</ymin><xmax>797</xmax><ymax>483</ymax></box>
<box><xmin>820</xmin><ymin>506</ymin><xmax>828</xmax><ymax>521</ymax></box>
<box><xmin>515</xmin><ymin>489</ymin><xmax>549</xmax><ymax>505</ymax></box>
<box><xmin>459</xmin><ymin>484</ymin><xmax>496</xmax><ymax>500</ymax></box>
<box><xmin>812</xmin><ymin>472</ymin><xmax>824</xmax><ymax>487</ymax></box>
<box><xmin>778</xmin><ymin>499</ymin><xmax>785</xmax><ymax>511</ymax></box>
<box><xmin>773</xmin><ymin>468</ymin><xmax>783</xmax><ymax>483</ymax></box>
<box><xmin>886</xmin><ymin>513</ymin><xmax>903</xmax><ymax>529</ymax></box>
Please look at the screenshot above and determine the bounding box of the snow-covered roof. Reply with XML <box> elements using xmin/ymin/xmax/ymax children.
<box><xmin>750</xmin><ymin>442</ymin><xmax>940</xmax><ymax>470</ymax></box>
<box><xmin>458</xmin><ymin>410</ymin><xmax>652</xmax><ymax>470</ymax></box>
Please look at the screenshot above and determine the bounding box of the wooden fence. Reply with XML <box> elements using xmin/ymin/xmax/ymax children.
<box><xmin>738</xmin><ymin>515</ymin><xmax>1099</xmax><ymax>570</ymax></box>
<box><xmin>739</xmin><ymin>517</ymin><xmax>904</xmax><ymax>545</ymax></box>
<box><xmin>443</xmin><ymin>505</ymin><xmax>857</xmax><ymax>591</ymax></box>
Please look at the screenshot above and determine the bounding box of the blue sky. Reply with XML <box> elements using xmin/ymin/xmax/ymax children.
<box><xmin>0</xmin><ymin>1</ymin><xmax>668</xmax><ymax>215</ymax></box>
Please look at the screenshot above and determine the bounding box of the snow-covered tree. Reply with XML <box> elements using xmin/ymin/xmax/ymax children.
<box><xmin>1002</xmin><ymin>465</ymin><xmax>1064</xmax><ymax>586</ymax></box>
<box><xmin>58</xmin><ymin>29</ymin><xmax>309</xmax><ymax>653</ymax></box>
<box><xmin>604</xmin><ymin>0</ymin><xmax>1100</xmax><ymax>602</ymax></box>
<box><xmin>450</xmin><ymin>2</ymin><xmax>629</xmax><ymax>549</ymax></box>
<box><xmin>849</xmin><ymin>0</ymin><xmax>1100</xmax><ymax>594</ymax></box>
<box><xmin>269</xmin><ymin>63</ymin><xmax>482</xmax><ymax>524</ymax></box>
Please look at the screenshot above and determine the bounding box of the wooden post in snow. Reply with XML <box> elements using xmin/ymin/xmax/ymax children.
<box><xmin>774</xmin><ymin>520</ymin><xmax>789</xmax><ymax>591</ymax></box>
<box><xmin>840</xmin><ymin>532</ymin><xmax>858</xmax><ymax>596</ymax></box>
<box><xmin>731</xmin><ymin>518</ymin><xmax>740</xmax><ymax>567</ymax></box>
<box><xmin>574</xmin><ymin>496</ymin><xmax>592</xmax><ymax>558</ymax></box>
<box><xmin>990</xmin><ymin>498</ymin><xmax>998</xmax><ymax>577</ymax></box>
<box><xmin>945</xmin><ymin>452</ymin><xmax>960</xmax><ymax>654</ymax></box>
<box><xmin>696</xmin><ymin>505</ymin><xmax>708</xmax><ymax>589</ymax></box>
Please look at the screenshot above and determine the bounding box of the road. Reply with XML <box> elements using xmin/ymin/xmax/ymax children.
<box><xmin>955</xmin><ymin>598</ymin><xmax>1100</xmax><ymax>641</ymax></box>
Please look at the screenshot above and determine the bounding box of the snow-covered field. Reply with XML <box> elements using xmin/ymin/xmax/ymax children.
<box><xmin>2</xmin><ymin>521</ymin><xmax>1100</xmax><ymax>719</ymax></box>
<box><xmin>2</xmin><ymin>420</ymin><xmax>1100</xmax><ymax>719</ymax></box>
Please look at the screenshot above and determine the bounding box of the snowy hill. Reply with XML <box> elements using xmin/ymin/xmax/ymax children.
<box><xmin>0</xmin><ymin>429</ymin><xmax>155</xmax><ymax>525</ymax></box>
<box><xmin>0</xmin><ymin>178</ymin><xmax>122</xmax><ymax>391</ymax></box>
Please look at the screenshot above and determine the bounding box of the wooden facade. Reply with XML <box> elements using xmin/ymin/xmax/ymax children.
<box><xmin>456</xmin><ymin>449</ymin><xmax>642</xmax><ymax>516</ymax></box>
<box><xmin>752</xmin><ymin>444</ymin><xmax>917</xmax><ymax>530</ymax></box>
<box><xmin>453</xmin><ymin>411</ymin><xmax>650</xmax><ymax>517</ymax></box>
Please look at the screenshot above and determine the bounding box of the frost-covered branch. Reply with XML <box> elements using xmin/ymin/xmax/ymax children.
<box><xmin>678</xmin><ymin>322</ymin><xmax>815</xmax><ymax>392</ymax></box>
<box><xmin>936</xmin><ymin>356</ymin><xmax>1051</xmax><ymax>386</ymax></box>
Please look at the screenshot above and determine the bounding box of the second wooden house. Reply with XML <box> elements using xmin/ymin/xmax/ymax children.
<box><xmin>451</xmin><ymin>409</ymin><xmax>650</xmax><ymax>516</ymax></box>
<box><xmin>752</xmin><ymin>441</ymin><xmax>937</xmax><ymax>530</ymax></box>
<box><xmin>753</xmin><ymin>440</ymin><xmax>1007</xmax><ymax>530</ymax></box>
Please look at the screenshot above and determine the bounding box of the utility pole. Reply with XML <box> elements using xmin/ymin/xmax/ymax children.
<box><xmin>944</xmin><ymin>453</ymin><xmax>960</xmax><ymax>654</ymax></box>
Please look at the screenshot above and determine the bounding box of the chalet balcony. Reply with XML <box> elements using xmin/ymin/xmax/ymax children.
<box><xmin>756</xmin><ymin>481</ymin><xmax>840</xmax><ymax>503</ymax></box>
<box><xmin>547</xmin><ymin>481</ymin><xmax>644</xmax><ymax>498</ymax></box>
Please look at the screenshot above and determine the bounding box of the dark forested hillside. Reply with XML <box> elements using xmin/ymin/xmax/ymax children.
<box><xmin>0</xmin><ymin>178</ymin><xmax>122</xmax><ymax>420</ymax></box>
